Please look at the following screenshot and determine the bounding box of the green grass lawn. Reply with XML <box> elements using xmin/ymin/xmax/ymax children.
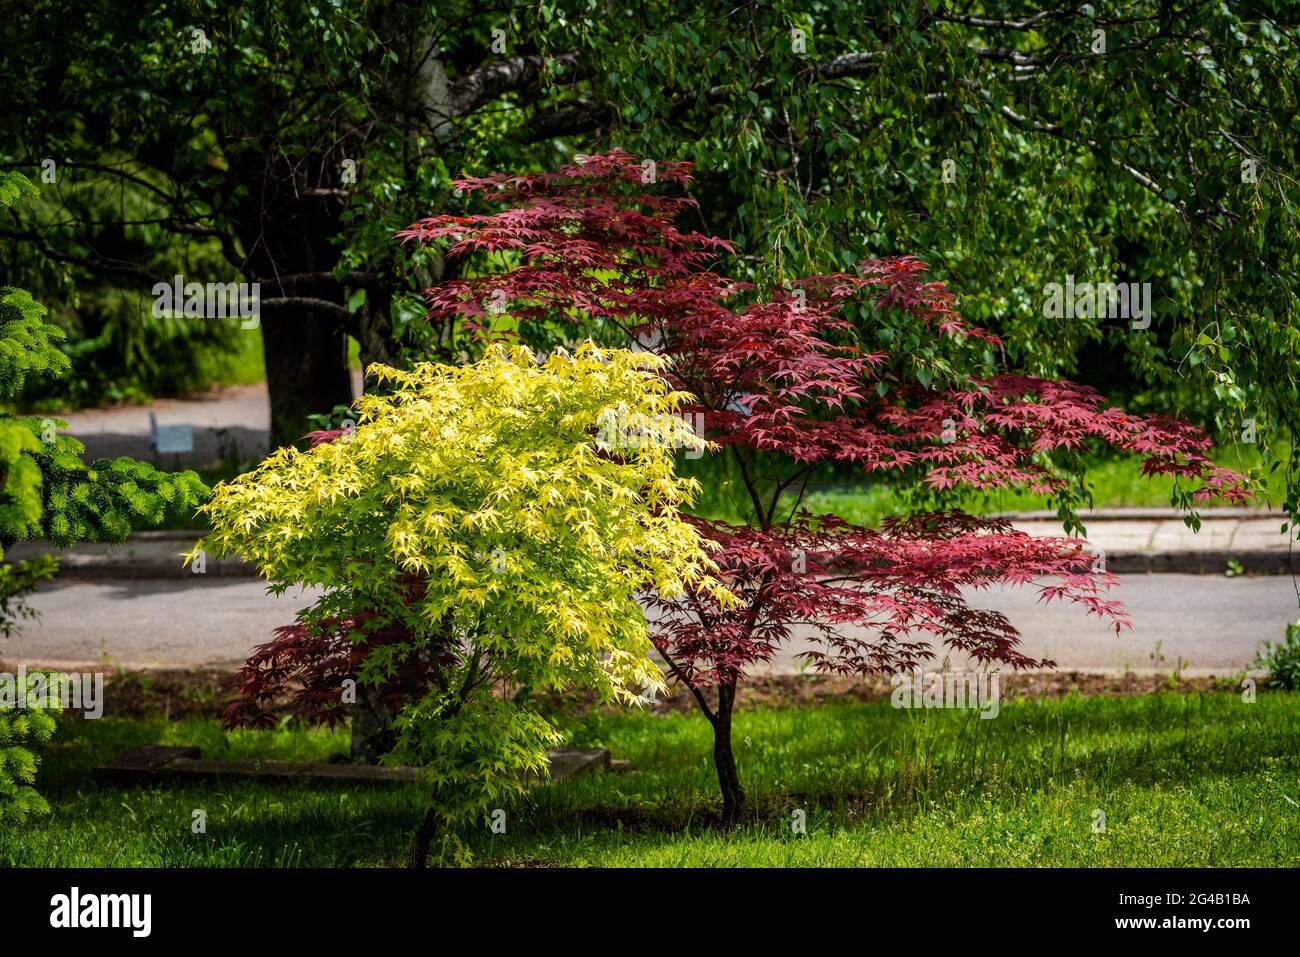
<box><xmin>5</xmin><ymin>690</ymin><xmax>1298</xmax><ymax>867</ymax></box>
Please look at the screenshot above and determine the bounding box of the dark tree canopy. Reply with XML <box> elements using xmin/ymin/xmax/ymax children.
<box><xmin>2</xmin><ymin>1</ymin><xmax>1295</xmax><ymax>531</ymax></box>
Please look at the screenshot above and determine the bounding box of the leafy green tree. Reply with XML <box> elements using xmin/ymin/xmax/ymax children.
<box><xmin>3</xmin><ymin>2</ymin><xmax>1295</xmax><ymax>526</ymax></box>
<box><xmin>195</xmin><ymin>343</ymin><xmax>730</xmax><ymax>864</ymax></box>
<box><xmin>561</xmin><ymin>0</ymin><xmax>1299</xmax><ymax>522</ymax></box>
<box><xmin>8</xmin><ymin>169</ymin><xmax>247</xmax><ymax>409</ymax></box>
<box><xmin>0</xmin><ymin>170</ymin><xmax>208</xmax><ymax>823</ymax></box>
<box><xmin>2</xmin><ymin>1</ymin><xmax>567</xmax><ymax>443</ymax></box>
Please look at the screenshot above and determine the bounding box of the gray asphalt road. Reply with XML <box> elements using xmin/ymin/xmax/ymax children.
<box><xmin>754</xmin><ymin>573</ymin><xmax>1300</xmax><ymax>676</ymax></box>
<box><xmin>3</xmin><ymin>574</ymin><xmax>1296</xmax><ymax>675</ymax></box>
<box><xmin>4</xmin><ymin>579</ymin><xmax>323</xmax><ymax>671</ymax></box>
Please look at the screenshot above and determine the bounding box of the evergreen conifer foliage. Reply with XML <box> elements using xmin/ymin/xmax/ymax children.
<box><xmin>0</xmin><ymin>171</ymin><xmax>207</xmax><ymax>823</ymax></box>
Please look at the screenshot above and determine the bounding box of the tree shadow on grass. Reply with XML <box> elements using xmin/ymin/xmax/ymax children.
<box><xmin>501</xmin><ymin>703</ymin><xmax>1299</xmax><ymax>858</ymax></box>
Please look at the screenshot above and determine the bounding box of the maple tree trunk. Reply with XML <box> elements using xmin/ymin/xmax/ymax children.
<box><xmin>712</xmin><ymin>679</ymin><xmax>745</xmax><ymax>827</ymax></box>
<box><xmin>350</xmin><ymin>681</ymin><xmax>396</xmax><ymax>764</ymax></box>
<box><xmin>410</xmin><ymin>806</ymin><xmax>439</xmax><ymax>868</ymax></box>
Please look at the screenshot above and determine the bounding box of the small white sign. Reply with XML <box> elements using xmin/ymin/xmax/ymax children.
<box><xmin>149</xmin><ymin>412</ymin><xmax>194</xmax><ymax>454</ymax></box>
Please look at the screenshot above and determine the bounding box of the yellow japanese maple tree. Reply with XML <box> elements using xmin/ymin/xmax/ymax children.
<box><xmin>195</xmin><ymin>343</ymin><xmax>730</xmax><ymax>863</ymax></box>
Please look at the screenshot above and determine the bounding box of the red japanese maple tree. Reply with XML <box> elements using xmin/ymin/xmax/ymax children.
<box><xmin>403</xmin><ymin>152</ymin><xmax>1251</xmax><ymax>823</ymax></box>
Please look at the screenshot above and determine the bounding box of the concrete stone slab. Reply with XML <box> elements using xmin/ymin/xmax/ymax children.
<box><xmin>1148</xmin><ymin>518</ymin><xmax>1239</xmax><ymax>552</ymax></box>
<box><xmin>99</xmin><ymin>745</ymin><xmax>201</xmax><ymax>775</ymax></box>
<box><xmin>95</xmin><ymin>745</ymin><xmax>612</xmax><ymax>787</ymax></box>
<box><xmin>1230</xmin><ymin>523</ymin><xmax>1294</xmax><ymax>550</ymax></box>
<box><xmin>1082</xmin><ymin>531</ymin><xmax>1161</xmax><ymax>551</ymax></box>
<box><xmin>1009</xmin><ymin>519</ymin><xmax>1159</xmax><ymax>547</ymax></box>
<box><xmin>546</xmin><ymin>746</ymin><xmax>612</xmax><ymax>779</ymax></box>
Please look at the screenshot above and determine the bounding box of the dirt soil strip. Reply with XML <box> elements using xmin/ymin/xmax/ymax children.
<box><xmin>1</xmin><ymin>666</ymin><xmax>1254</xmax><ymax>724</ymax></box>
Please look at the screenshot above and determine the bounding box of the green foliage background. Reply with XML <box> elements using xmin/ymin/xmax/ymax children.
<box><xmin>0</xmin><ymin>170</ymin><xmax>208</xmax><ymax>823</ymax></box>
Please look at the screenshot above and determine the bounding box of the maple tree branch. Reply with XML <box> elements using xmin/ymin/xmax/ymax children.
<box><xmin>771</xmin><ymin>462</ymin><xmax>818</xmax><ymax>520</ymax></box>
<box><xmin>731</xmin><ymin>445</ymin><xmax>770</xmax><ymax>529</ymax></box>
<box><xmin>656</xmin><ymin>643</ymin><xmax>715</xmax><ymax>724</ymax></box>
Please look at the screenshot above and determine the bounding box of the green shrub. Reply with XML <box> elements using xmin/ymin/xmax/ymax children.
<box><xmin>0</xmin><ymin>171</ymin><xmax>208</xmax><ymax>822</ymax></box>
<box><xmin>1254</xmin><ymin>620</ymin><xmax>1300</xmax><ymax>691</ymax></box>
<box><xmin>0</xmin><ymin>671</ymin><xmax>59</xmax><ymax>825</ymax></box>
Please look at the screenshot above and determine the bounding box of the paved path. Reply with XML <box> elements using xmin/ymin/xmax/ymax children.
<box><xmin>61</xmin><ymin>383</ymin><xmax>273</xmax><ymax>434</ymax></box>
<box><xmin>755</xmin><ymin>573</ymin><xmax>1299</xmax><ymax>677</ymax></box>
<box><xmin>57</xmin><ymin>383</ymin><xmax>273</xmax><ymax>466</ymax></box>
<box><xmin>4</xmin><ymin>574</ymin><xmax>1295</xmax><ymax>676</ymax></box>
<box><xmin>53</xmin><ymin>374</ymin><xmax>361</xmax><ymax>466</ymax></box>
<box><xmin>1008</xmin><ymin>508</ymin><xmax>1293</xmax><ymax>556</ymax></box>
<box><xmin>3</xmin><ymin>579</ymin><xmax>321</xmax><ymax>671</ymax></box>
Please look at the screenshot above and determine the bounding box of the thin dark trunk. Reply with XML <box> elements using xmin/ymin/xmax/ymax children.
<box><xmin>350</xmin><ymin>681</ymin><xmax>396</xmax><ymax>765</ymax></box>
<box><xmin>713</xmin><ymin>679</ymin><xmax>745</xmax><ymax>826</ymax></box>
<box><xmin>410</xmin><ymin>806</ymin><xmax>439</xmax><ymax>868</ymax></box>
